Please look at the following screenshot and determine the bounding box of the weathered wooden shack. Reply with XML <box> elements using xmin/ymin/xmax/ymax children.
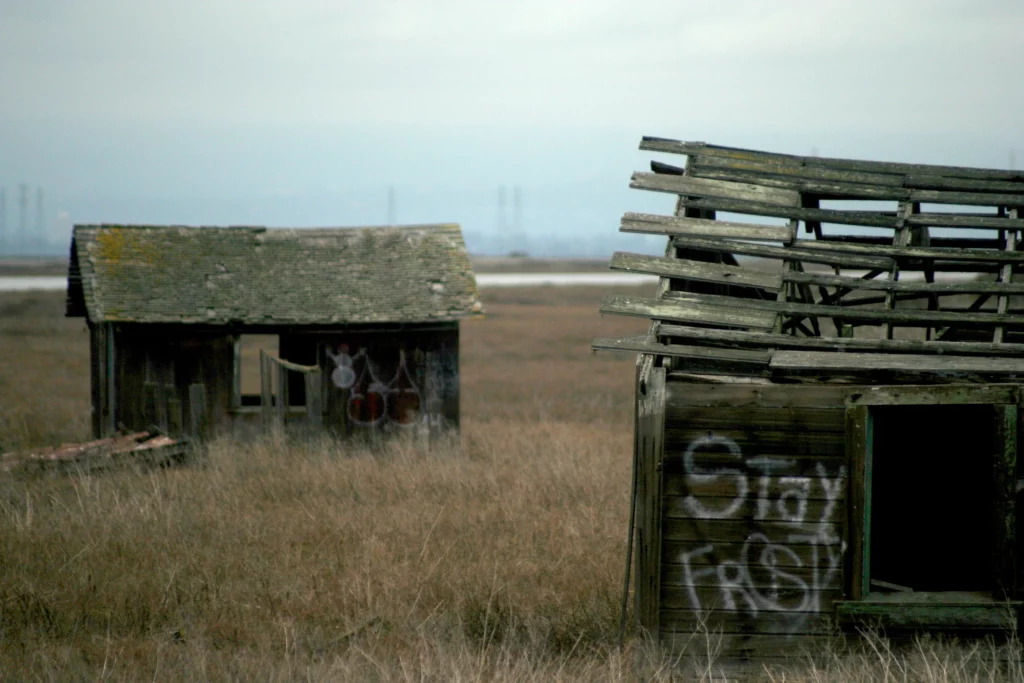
<box><xmin>593</xmin><ymin>138</ymin><xmax>1024</xmax><ymax>663</ymax></box>
<box><xmin>66</xmin><ymin>224</ymin><xmax>481</xmax><ymax>441</ymax></box>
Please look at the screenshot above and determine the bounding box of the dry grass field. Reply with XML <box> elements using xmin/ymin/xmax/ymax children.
<box><xmin>2</xmin><ymin>285</ymin><xmax>1023</xmax><ymax>681</ymax></box>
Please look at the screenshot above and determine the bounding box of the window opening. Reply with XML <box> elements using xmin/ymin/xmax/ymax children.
<box><xmin>235</xmin><ymin>335</ymin><xmax>279</xmax><ymax>408</ymax></box>
<box><xmin>869</xmin><ymin>405</ymin><xmax>995</xmax><ymax>594</ymax></box>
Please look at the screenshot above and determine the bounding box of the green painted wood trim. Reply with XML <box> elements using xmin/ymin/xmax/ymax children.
<box><xmin>845</xmin><ymin>385</ymin><xmax>1020</xmax><ymax>406</ymax></box>
<box><xmin>862</xmin><ymin>410</ymin><xmax>874</xmax><ymax>599</ymax></box>
<box><xmin>835</xmin><ymin>601</ymin><xmax>1021</xmax><ymax>630</ymax></box>
<box><xmin>994</xmin><ymin>404</ymin><xmax>1018</xmax><ymax>600</ymax></box>
<box><xmin>847</xmin><ymin>405</ymin><xmax>870</xmax><ymax>600</ymax></box>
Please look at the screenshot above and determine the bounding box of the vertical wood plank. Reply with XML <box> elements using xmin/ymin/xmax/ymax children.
<box><xmin>89</xmin><ymin>323</ymin><xmax>105</xmax><ymax>438</ymax></box>
<box><xmin>143</xmin><ymin>381</ymin><xmax>158</xmax><ymax>430</ymax></box>
<box><xmin>276</xmin><ymin>361</ymin><xmax>288</xmax><ymax>427</ymax></box>
<box><xmin>105</xmin><ymin>323</ymin><xmax>117</xmax><ymax>436</ymax></box>
<box><xmin>305</xmin><ymin>372</ymin><xmax>323</xmax><ymax>431</ymax></box>
<box><xmin>994</xmin><ymin>209</ymin><xmax>1019</xmax><ymax>343</ymax></box>
<box><xmin>189</xmin><ymin>383</ymin><xmax>207</xmax><ymax>440</ymax></box>
<box><xmin>232</xmin><ymin>336</ymin><xmax>242</xmax><ymax>410</ymax></box>
<box><xmin>167</xmin><ymin>387</ymin><xmax>182</xmax><ymax>437</ymax></box>
<box><xmin>260</xmin><ymin>350</ymin><xmax>273</xmax><ymax>430</ymax></box>
<box><xmin>993</xmin><ymin>403</ymin><xmax>1018</xmax><ymax>599</ymax></box>
<box><xmin>647</xmin><ymin>364</ymin><xmax>666</xmax><ymax>642</ymax></box>
<box><xmin>847</xmin><ymin>405</ymin><xmax>870</xmax><ymax>600</ymax></box>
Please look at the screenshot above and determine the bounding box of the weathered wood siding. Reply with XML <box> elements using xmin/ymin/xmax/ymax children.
<box><xmin>656</xmin><ymin>382</ymin><xmax>849</xmax><ymax>659</ymax></box>
<box><xmin>110</xmin><ymin>326</ymin><xmax>235</xmax><ymax>439</ymax></box>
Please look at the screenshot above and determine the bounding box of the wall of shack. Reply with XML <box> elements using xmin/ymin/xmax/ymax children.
<box><xmin>651</xmin><ymin>379</ymin><xmax>849</xmax><ymax>659</ymax></box>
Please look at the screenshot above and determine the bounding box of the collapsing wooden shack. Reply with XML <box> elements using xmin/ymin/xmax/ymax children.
<box><xmin>593</xmin><ymin>137</ymin><xmax>1024</xmax><ymax>662</ymax></box>
<box><xmin>66</xmin><ymin>224</ymin><xmax>481</xmax><ymax>441</ymax></box>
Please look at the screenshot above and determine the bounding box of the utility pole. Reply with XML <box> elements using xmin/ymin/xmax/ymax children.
<box><xmin>512</xmin><ymin>185</ymin><xmax>525</xmax><ymax>254</ymax></box>
<box><xmin>35</xmin><ymin>186</ymin><xmax>44</xmax><ymax>243</ymax></box>
<box><xmin>18</xmin><ymin>183</ymin><xmax>28</xmax><ymax>245</ymax></box>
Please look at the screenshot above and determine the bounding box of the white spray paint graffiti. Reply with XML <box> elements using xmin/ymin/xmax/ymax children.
<box><xmin>677</xmin><ymin>433</ymin><xmax>846</xmax><ymax>633</ymax></box>
<box><xmin>325</xmin><ymin>346</ymin><xmax>423</xmax><ymax>428</ymax></box>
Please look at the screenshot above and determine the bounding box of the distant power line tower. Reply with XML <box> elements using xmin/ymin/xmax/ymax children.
<box><xmin>35</xmin><ymin>186</ymin><xmax>44</xmax><ymax>239</ymax></box>
<box><xmin>18</xmin><ymin>183</ymin><xmax>28</xmax><ymax>243</ymax></box>
<box><xmin>497</xmin><ymin>185</ymin><xmax>507</xmax><ymax>233</ymax></box>
<box><xmin>512</xmin><ymin>185</ymin><xmax>526</xmax><ymax>254</ymax></box>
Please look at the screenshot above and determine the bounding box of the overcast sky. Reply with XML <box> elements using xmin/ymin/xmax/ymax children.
<box><xmin>0</xmin><ymin>0</ymin><xmax>1022</xmax><ymax>254</ymax></box>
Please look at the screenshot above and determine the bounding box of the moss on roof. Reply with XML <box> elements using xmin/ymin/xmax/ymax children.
<box><xmin>67</xmin><ymin>224</ymin><xmax>482</xmax><ymax>325</ymax></box>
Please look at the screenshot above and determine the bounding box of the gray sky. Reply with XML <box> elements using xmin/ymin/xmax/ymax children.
<box><xmin>0</xmin><ymin>0</ymin><xmax>1022</xmax><ymax>254</ymax></box>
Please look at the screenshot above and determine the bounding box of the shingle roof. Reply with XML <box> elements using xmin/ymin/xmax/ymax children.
<box><xmin>593</xmin><ymin>137</ymin><xmax>1024</xmax><ymax>381</ymax></box>
<box><xmin>67</xmin><ymin>224</ymin><xmax>482</xmax><ymax>325</ymax></box>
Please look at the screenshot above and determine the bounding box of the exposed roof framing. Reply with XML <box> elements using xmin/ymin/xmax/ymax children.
<box><xmin>67</xmin><ymin>224</ymin><xmax>482</xmax><ymax>325</ymax></box>
<box><xmin>595</xmin><ymin>137</ymin><xmax>1024</xmax><ymax>382</ymax></box>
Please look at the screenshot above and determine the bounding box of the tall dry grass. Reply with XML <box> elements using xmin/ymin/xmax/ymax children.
<box><xmin>2</xmin><ymin>286</ymin><xmax>1023</xmax><ymax>681</ymax></box>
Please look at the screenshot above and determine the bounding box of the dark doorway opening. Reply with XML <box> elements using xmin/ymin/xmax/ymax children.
<box><xmin>870</xmin><ymin>405</ymin><xmax>994</xmax><ymax>593</ymax></box>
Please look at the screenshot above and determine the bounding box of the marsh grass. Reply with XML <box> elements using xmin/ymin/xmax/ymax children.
<box><xmin>2</xmin><ymin>287</ymin><xmax>1023</xmax><ymax>681</ymax></box>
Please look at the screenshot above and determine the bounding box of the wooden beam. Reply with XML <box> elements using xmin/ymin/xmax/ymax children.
<box><xmin>600</xmin><ymin>295</ymin><xmax>778</xmax><ymax>330</ymax></box>
<box><xmin>670</xmin><ymin>234</ymin><xmax>894</xmax><ymax>269</ymax></box>
<box><xmin>619</xmin><ymin>212</ymin><xmax>795</xmax><ymax>241</ymax></box>
<box><xmin>630</xmin><ymin>171</ymin><xmax>801</xmax><ymax>207</ymax></box>
<box><xmin>591</xmin><ymin>335</ymin><xmax>772</xmax><ymax>369</ymax></box>
<box><xmin>639</xmin><ymin>137</ymin><xmax>1024</xmax><ymax>182</ymax></box>
<box><xmin>609</xmin><ymin>251</ymin><xmax>782</xmax><ymax>291</ymax></box>
<box><xmin>657</xmin><ymin>323</ymin><xmax>1024</xmax><ymax>357</ymax></box>
<box><xmin>770</xmin><ymin>350</ymin><xmax>1024</xmax><ymax>375</ymax></box>
<box><xmin>783</xmin><ymin>270</ymin><xmax>1024</xmax><ymax>296</ymax></box>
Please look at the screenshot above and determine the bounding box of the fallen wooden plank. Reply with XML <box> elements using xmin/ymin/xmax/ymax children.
<box><xmin>620</xmin><ymin>212</ymin><xmax>794</xmax><ymax>241</ymax></box>
<box><xmin>1</xmin><ymin>432</ymin><xmax>188</xmax><ymax>475</ymax></box>
<box><xmin>609</xmin><ymin>251</ymin><xmax>782</xmax><ymax>291</ymax></box>
<box><xmin>600</xmin><ymin>295</ymin><xmax>778</xmax><ymax>330</ymax></box>
<box><xmin>670</xmin><ymin>234</ymin><xmax>893</xmax><ymax>269</ymax></box>
<box><xmin>630</xmin><ymin>172</ymin><xmax>801</xmax><ymax>207</ymax></box>
<box><xmin>657</xmin><ymin>322</ymin><xmax>1024</xmax><ymax>356</ymax></box>
<box><xmin>770</xmin><ymin>350</ymin><xmax>1024</xmax><ymax>374</ymax></box>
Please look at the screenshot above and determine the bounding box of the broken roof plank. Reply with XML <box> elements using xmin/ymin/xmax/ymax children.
<box><xmin>770</xmin><ymin>350</ymin><xmax>1024</xmax><ymax>375</ymax></box>
<box><xmin>610</xmin><ymin>251</ymin><xmax>782</xmax><ymax>291</ymax></box>
<box><xmin>591</xmin><ymin>335</ymin><xmax>772</xmax><ymax>368</ymax></box>
<box><xmin>600</xmin><ymin>295</ymin><xmax>778</xmax><ymax>330</ymax></box>
<box><xmin>661</xmin><ymin>290</ymin><xmax>1024</xmax><ymax>327</ymax></box>
<box><xmin>906</xmin><ymin>213</ymin><xmax>1024</xmax><ymax>230</ymax></box>
<box><xmin>675</xmin><ymin>196</ymin><xmax>900</xmax><ymax>228</ymax></box>
<box><xmin>670</xmin><ymin>234</ymin><xmax>894</xmax><ymax>269</ymax></box>
<box><xmin>656</xmin><ymin>323</ymin><xmax>1024</xmax><ymax>357</ymax></box>
<box><xmin>620</xmin><ymin>212</ymin><xmax>795</xmax><ymax>241</ymax></box>
<box><xmin>689</xmin><ymin>154</ymin><xmax>904</xmax><ymax>187</ymax></box>
<box><xmin>687</xmin><ymin>166</ymin><xmax>1024</xmax><ymax>206</ymax></box>
<box><xmin>690</xmin><ymin>155</ymin><xmax>1024</xmax><ymax>193</ymax></box>
<box><xmin>640</xmin><ymin>137</ymin><xmax>1024</xmax><ymax>182</ymax></box>
<box><xmin>629</xmin><ymin>172</ymin><xmax>801</xmax><ymax>207</ymax></box>
<box><xmin>793</xmin><ymin>239</ymin><xmax>1024</xmax><ymax>263</ymax></box>
<box><xmin>686</xmin><ymin>158</ymin><xmax>1024</xmax><ymax>201</ymax></box>
<box><xmin>783</xmin><ymin>271</ymin><xmax>1024</xmax><ymax>296</ymax></box>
